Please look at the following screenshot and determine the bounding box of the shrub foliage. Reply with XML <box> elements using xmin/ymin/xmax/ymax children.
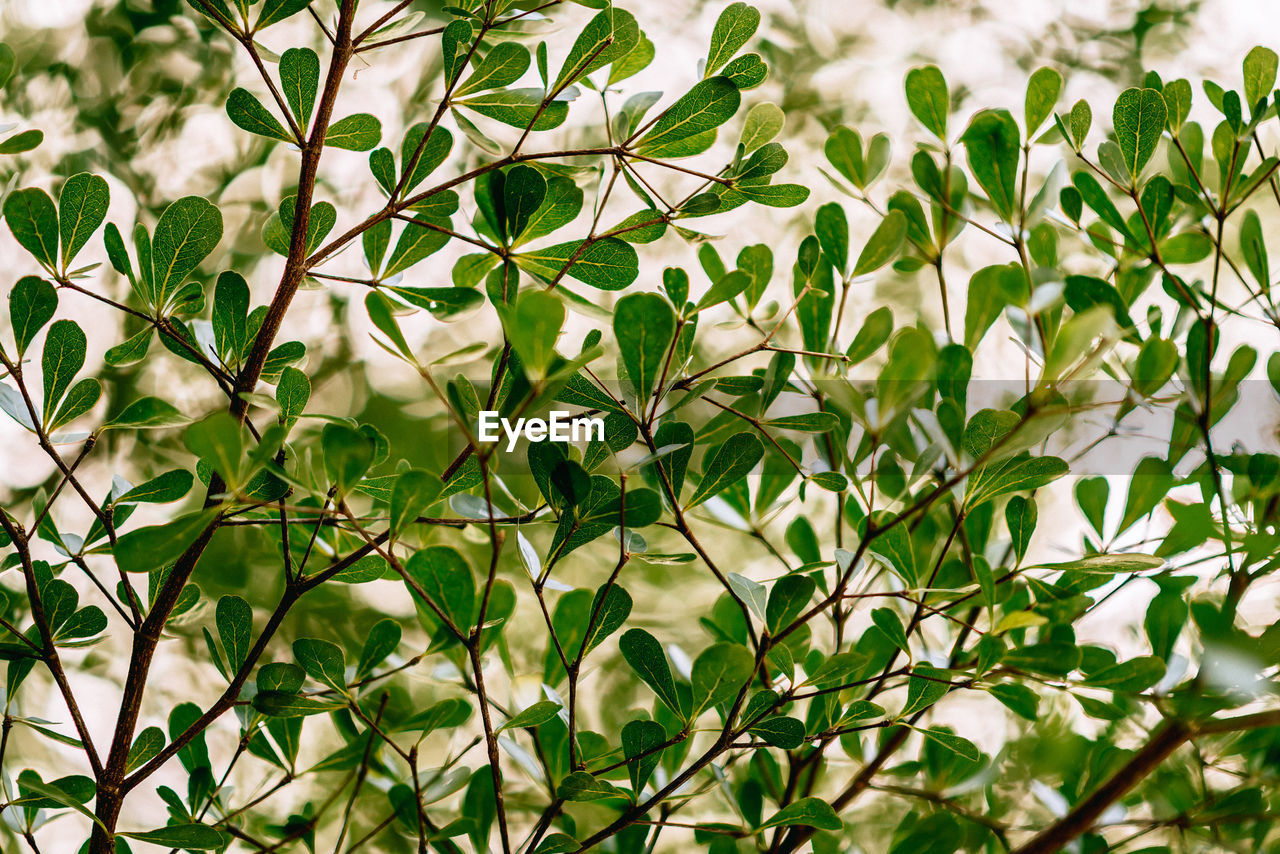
<box><xmin>0</xmin><ymin>2</ymin><xmax>1278</xmax><ymax>853</ymax></box>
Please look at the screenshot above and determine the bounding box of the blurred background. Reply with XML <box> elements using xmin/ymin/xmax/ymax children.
<box><xmin>1</xmin><ymin>0</ymin><xmax>1277</xmax><ymax>848</ymax></box>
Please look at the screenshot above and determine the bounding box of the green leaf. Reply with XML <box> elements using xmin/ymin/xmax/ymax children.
<box><xmin>1119</xmin><ymin>456</ymin><xmax>1176</xmax><ymax>533</ymax></box>
<box><xmin>116</xmin><ymin>470</ymin><xmax>194</xmax><ymax>505</ymax></box>
<box><xmin>689</xmin><ymin>431</ymin><xmax>764</xmax><ymax>506</ymax></box>
<box><xmin>275</xmin><ymin>366</ymin><xmax>310</xmax><ymax>430</ymax></box>
<box><xmin>988</xmin><ymin>683</ymin><xmax>1039</xmax><ymax>720</ymax></box>
<box><xmin>619</xmin><ymin>628</ymin><xmax>683</xmax><ymax>716</ymax></box>
<box><xmin>694</xmin><ymin>270</ymin><xmax>750</xmax><ymax>313</ymax></box>
<box><xmin>8</xmin><ymin>276</ymin><xmax>57</xmax><ymax>356</ymax></box>
<box><xmin>104</xmin><ymin>396</ymin><xmax>189</xmax><ymax>430</ymax></box>
<box><xmin>622</xmin><ymin>719</ymin><xmax>665</xmax><ymax>792</ymax></box>
<box><xmin>1068</xmin><ymin>99</ymin><xmax>1093</xmax><ymax>148</ymax></box>
<box><xmin>151</xmin><ymin>196</ymin><xmax>223</xmax><ymax>308</ymax></box>
<box><xmin>503</xmin><ymin>290</ymin><xmax>564</xmax><ymax>378</ymax></box>
<box><xmin>456</xmin><ymin>88</ymin><xmax>568</xmax><ymax>131</ymax></box>
<box><xmin>691</xmin><ymin>642</ymin><xmax>753</xmax><ymax>714</ymax></box>
<box><xmin>441</xmin><ymin>19</ymin><xmax>473</xmax><ymax>86</ymax></box>
<box><xmin>321</xmin><ymin>422</ymin><xmax>375</xmax><ymax>495</ymax></box>
<box><xmin>766</xmin><ymin>574</ymin><xmax>815</xmax><ymax>633</ymax></box>
<box><xmin>390</xmin><ymin>469</ymin><xmax>441</xmax><ymax>538</ymax></box>
<box><xmin>498</xmin><ymin>700</ymin><xmax>561</xmax><ymax>732</ymax></box>
<box><xmin>1243</xmin><ymin>46</ymin><xmax>1278</xmax><ymax>110</ymax></box>
<box><xmin>963</xmin><ymin>264</ymin><xmax>1022</xmax><ymax>351</ymax></box>
<box><xmin>905</xmin><ymin>65</ymin><xmax>949</xmax><ymax>138</ymax></box>
<box><xmin>967</xmin><ymin>454</ymin><xmax>1069</xmax><ymax>507</ymax></box>
<box><xmin>749</xmin><ymin>715</ymin><xmax>805</xmax><ymax>749</ymax></box>
<box><xmin>257</xmin><ymin>0</ymin><xmax>313</xmax><ymax>29</ymax></box>
<box><xmin>119</xmin><ymin>819</ymin><xmax>224</xmax><ymax>850</ymax></box>
<box><xmin>226</xmin><ymin>88</ymin><xmax>293</xmax><ymax>143</ymax></box>
<box><xmin>279</xmin><ymin>47</ymin><xmax>319</xmax><ymax>129</ymax></box>
<box><xmin>1084</xmin><ymin>656</ymin><xmax>1166</xmax><ymax>692</ymax></box>
<box><xmin>1036</xmin><ymin>553</ymin><xmax>1164</xmax><ymax>574</ymax></box>
<box><xmin>814</xmin><ymin>202</ymin><xmax>848</xmax><ymax>273</ymax></box>
<box><xmin>125</xmin><ymin>727</ymin><xmax>166</xmax><ymax>774</ymax></box>
<box><xmin>104</xmin><ymin>328</ymin><xmax>153</xmax><ymax>367</ymax></box>
<box><xmin>503</xmin><ymin>164</ymin><xmax>547</xmax><ymax>242</ymax></box>
<box><xmin>613</xmin><ymin>292</ymin><xmax>676</xmax><ymax>407</ymax></box>
<box><xmin>58</xmin><ymin>173</ymin><xmax>109</xmax><ymax>268</ymax></box>
<box><xmin>395</xmin><ymin>697</ymin><xmax>473</xmax><ymax>735</ymax></box>
<box><xmin>853</xmin><ymin>209</ymin><xmax>907</xmax><ymax>276</ymax></box>
<box><xmin>212</xmin><ymin>270</ymin><xmax>250</xmax><ymax>364</ymax></box>
<box><xmin>960</xmin><ymin>110</ymin><xmax>1020</xmax><ymax>221</ymax></box>
<box><xmin>113</xmin><ymin>510</ymin><xmax>217</xmax><ymax>574</ymax></box>
<box><xmin>556</xmin><ymin>771</ymin><xmax>625</xmax><ymax>802</ymax></box>
<box><xmin>293</xmin><ymin>637</ymin><xmax>346</xmax><ymax>692</ymax></box>
<box><xmin>355</xmin><ymin>618</ymin><xmax>400</xmax><ymax>679</ymax></box>
<box><xmin>638</xmin><ymin>77</ymin><xmax>741</xmax><ymax>151</ymax></box>
<box><xmin>457</xmin><ymin>42</ymin><xmax>531</xmax><ymax>96</ymax></box>
<box><xmin>760</xmin><ymin>797</ymin><xmax>843</xmax><ymax>832</ymax></box>
<box><xmin>0</xmin><ymin>129</ymin><xmax>41</xmax><ymax>154</ymax></box>
<box><xmin>764</xmin><ymin>413</ymin><xmax>840</xmax><ymax>433</ymax></box>
<box><xmin>1112</xmin><ymin>88</ymin><xmax>1167</xmax><ymax>182</ymax></box>
<box><xmin>15</xmin><ymin>775</ymin><xmax>102</xmax><ymax>829</ymax></box>
<box><xmin>740</xmin><ymin>102</ymin><xmax>784</xmax><ymax>154</ymax></box>
<box><xmin>216</xmin><ymin>595</ymin><xmax>252</xmax><ymax>673</ymax></box>
<box><xmin>1005</xmin><ymin>495</ymin><xmax>1037</xmax><ymax>562</ymax></box>
<box><xmin>186</xmin><ymin>411</ymin><xmax>246</xmax><ymax>487</ymax></box>
<box><xmin>1064</xmin><ymin>274</ymin><xmax>1136</xmax><ymax>335</ymax></box>
<box><xmin>1240</xmin><ymin>209</ymin><xmax>1269</xmax><ymax>292</ymax></box>
<box><xmin>325</xmin><ymin>114</ymin><xmax>382</xmax><ymax>151</ymax></box>
<box><xmin>901</xmin><ymin>664</ymin><xmax>950</xmax><ymax>716</ymax></box>
<box><xmin>825</xmin><ymin>126</ymin><xmax>890</xmax><ymax>190</ymax></box>
<box><xmin>705</xmin><ymin>2</ymin><xmax>760</xmax><ymax>77</ymax></box>
<box><xmin>555</xmin><ymin>8</ymin><xmax>639</xmax><ymax>89</ymax></box>
<box><xmin>253</xmin><ymin>690</ymin><xmax>345</xmax><ymax>717</ymax></box>
<box><xmin>516</xmin><ymin>237</ymin><xmax>638</xmax><ymax>290</ymax></box>
<box><xmin>391</xmin><ymin>286</ymin><xmax>483</xmax><ymax>321</ymax></box>
<box><xmin>871</xmin><ymin>607</ymin><xmax>910</xmax><ymax>654</ymax></box>
<box><xmin>51</xmin><ymin>377</ymin><xmax>100</xmax><ymax>431</ymax></box>
<box><xmin>533</xmin><ymin>833</ymin><xmax>582</xmax><ymax>854</ymax></box>
<box><xmin>383</xmin><ymin>216</ymin><xmax>449</xmax><ymax>278</ymax></box>
<box><xmin>916</xmin><ymin>727</ymin><xmax>981</xmax><ymax>762</ymax></box>
<box><xmin>405</xmin><ymin>545</ymin><xmax>476</xmax><ymax>631</ymax></box>
<box><xmin>581</xmin><ymin>583</ymin><xmax>631</xmax><ymax>656</ymax></box>
<box><xmin>847</xmin><ymin>306</ymin><xmax>893</xmax><ymax>363</ymax></box>
<box><xmin>41</xmin><ymin>319</ymin><xmax>86</xmax><ymax>424</ymax></box>
<box><xmin>1024</xmin><ymin>66</ymin><xmax>1062</xmax><ymax>134</ymax></box>
<box><xmin>400</xmin><ymin>124</ymin><xmax>454</xmax><ymax>193</ymax></box>
<box><xmin>520</xmin><ymin>176</ymin><xmax>584</xmax><ymax>244</ymax></box>
<box><xmin>4</xmin><ymin>188</ymin><xmax>58</xmax><ymax>269</ymax></box>
<box><xmin>1162</xmin><ymin>83</ymin><xmax>1190</xmax><ymax>131</ymax></box>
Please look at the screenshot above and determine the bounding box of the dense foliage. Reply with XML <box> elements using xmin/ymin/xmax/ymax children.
<box><xmin>0</xmin><ymin>1</ymin><xmax>1278</xmax><ymax>852</ymax></box>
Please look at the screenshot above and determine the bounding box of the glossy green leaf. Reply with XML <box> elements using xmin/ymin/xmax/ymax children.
<box><xmin>760</xmin><ymin>797</ymin><xmax>843</xmax><ymax>832</ymax></box>
<box><xmin>638</xmin><ymin>77</ymin><xmax>740</xmax><ymax>151</ymax></box>
<box><xmin>689</xmin><ymin>431</ymin><xmax>764</xmax><ymax>506</ymax></box>
<box><xmin>1113</xmin><ymin>88</ymin><xmax>1167</xmax><ymax>181</ymax></box>
<box><xmin>279</xmin><ymin>47</ymin><xmax>319</xmax><ymax>129</ymax></box>
<box><xmin>226</xmin><ymin>88</ymin><xmax>293</xmax><ymax>143</ymax></box>
<box><xmin>4</xmin><ymin>188</ymin><xmax>58</xmax><ymax>269</ymax></box>
<box><xmin>905</xmin><ymin>65</ymin><xmax>948</xmax><ymax>138</ymax></box>
<box><xmin>151</xmin><ymin>196</ymin><xmax>223</xmax><ymax>307</ymax></box>
<box><xmin>8</xmin><ymin>276</ymin><xmax>57</xmax><ymax>356</ymax></box>
<box><xmin>960</xmin><ymin>110</ymin><xmax>1020</xmax><ymax>220</ymax></box>
<box><xmin>619</xmin><ymin>628</ymin><xmax>682</xmax><ymax>716</ymax></box>
<box><xmin>57</xmin><ymin>173</ymin><xmax>109</xmax><ymax>268</ymax></box>
<box><xmin>1024</xmin><ymin>66</ymin><xmax>1062</xmax><ymax>134</ymax></box>
<box><xmin>613</xmin><ymin>292</ymin><xmax>676</xmax><ymax>406</ymax></box>
<box><xmin>705</xmin><ymin>2</ymin><xmax>760</xmax><ymax>76</ymax></box>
